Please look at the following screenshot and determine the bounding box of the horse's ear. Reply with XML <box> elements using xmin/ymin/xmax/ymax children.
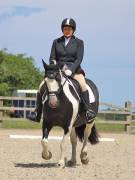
<box><xmin>42</xmin><ymin>59</ymin><xmax>48</xmax><ymax>70</ymax></box>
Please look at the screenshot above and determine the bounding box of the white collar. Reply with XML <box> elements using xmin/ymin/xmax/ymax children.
<box><xmin>64</xmin><ymin>36</ymin><xmax>71</xmax><ymax>40</ymax></box>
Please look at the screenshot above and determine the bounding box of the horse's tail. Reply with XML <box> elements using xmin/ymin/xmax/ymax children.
<box><xmin>88</xmin><ymin>124</ymin><xmax>99</xmax><ymax>144</ymax></box>
<box><xmin>75</xmin><ymin>123</ymin><xmax>99</xmax><ymax>145</ymax></box>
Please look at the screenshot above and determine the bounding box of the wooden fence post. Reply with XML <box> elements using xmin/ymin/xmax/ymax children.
<box><xmin>125</xmin><ymin>115</ymin><xmax>132</xmax><ymax>132</ymax></box>
<box><xmin>124</xmin><ymin>101</ymin><xmax>132</xmax><ymax>132</ymax></box>
<box><xmin>125</xmin><ymin>101</ymin><xmax>132</xmax><ymax>112</ymax></box>
<box><xmin>0</xmin><ymin>99</ymin><xmax>3</xmax><ymax>128</ymax></box>
<box><xmin>0</xmin><ymin>99</ymin><xmax>3</xmax><ymax>118</ymax></box>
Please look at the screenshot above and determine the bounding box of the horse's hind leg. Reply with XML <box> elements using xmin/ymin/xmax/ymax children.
<box><xmin>41</xmin><ymin>126</ymin><xmax>52</xmax><ymax>160</ymax></box>
<box><xmin>80</xmin><ymin>121</ymin><xmax>94</xmax><ymax>165</ymax></box>
<box><xmin>67</xmin><ymin>127</ymin><xmax>77</xmax><ymax>166</ymax></box>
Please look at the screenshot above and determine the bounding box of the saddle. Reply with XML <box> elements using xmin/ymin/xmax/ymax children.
<box><xmin>67</xmin><ymin>77</ymin><xmax>96</xmax><ymax>104</ymax></box>
<box><xmin>67</xmin><ymin>77</ymin><xmax>98</xmax><ymax>127</ymax></box>
<box><xmin>67</xmin><ymin>77</ymin><xmax>82</xmax><ymax>102</ymax></box>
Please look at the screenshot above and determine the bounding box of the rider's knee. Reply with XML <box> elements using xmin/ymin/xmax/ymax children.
<box><xmin>73</xmin><ymin>74</ymin><xmax>87</xmax><ymax>91</ymax></box>
<box><xmin>80</xmin><ymin>84</ymin><xmax>87</xmax><ymax>92</ymax></box>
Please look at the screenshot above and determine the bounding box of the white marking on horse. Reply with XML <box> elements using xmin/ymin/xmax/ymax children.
<box><xmin>45</xmin><ymin>78</ymin><xmax>59</xmax><ymax>92</ymax></box>
<box><xmin>58</xmin><ymin>77</ymin><xmax>79</xmax><ymax>166</ymax></box>
<box><xmin>63</xmin><ymin>78</ymin><xmax>79</xmax><ymax>127</ymax></box>
<box><xmin>67</xmin><ymin>78</ymin><xmax>81</xmax><ymax>101</ymax></box>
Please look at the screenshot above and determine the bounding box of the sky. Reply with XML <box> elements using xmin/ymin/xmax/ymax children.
<box><xmin>0</xmin><ymin>0</ymin><xmax>135</xmax><ymax>107</ymax></box>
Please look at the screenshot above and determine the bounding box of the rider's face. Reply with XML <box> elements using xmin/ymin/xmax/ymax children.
<box><xmin>63</xmin><ymin>26</ymin><xmax>74</xmax><ymax>38</ymax></box>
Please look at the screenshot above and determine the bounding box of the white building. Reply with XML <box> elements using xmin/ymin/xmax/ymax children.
<box><xmin>12</xmin><ymin>90</ymin><xmax>37</xmax><ymax>118</ymax></box>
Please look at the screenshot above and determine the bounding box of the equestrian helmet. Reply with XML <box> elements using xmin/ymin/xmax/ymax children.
<box><xmin>61</xmin><ymin>18</ymin><xmax>76</xmax><ymax>32</ymax></box>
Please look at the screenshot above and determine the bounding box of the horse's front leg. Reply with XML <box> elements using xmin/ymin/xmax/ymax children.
<box><xmin>58</xmin><ymin>126</ymin><xmax>73</xmax><ymax>167</ymax></box>
<box><xmin>80</xmin><ymin>121</ymin><xmax>94</xmax><ymax>165</ymax></box>
<box><xmin>67</xmin><ymin>127</ymin><xmax>77</xmax><ymax>166</ymax></box>
<box><xmin>41</xmin><ymin>126</ymin><xmax>52</xmax><ymax>160</ymax></box>
<box><xmin>58</xmin><ymin>134</ymin><xmax>68</xmax><ymax>167</ymax></box>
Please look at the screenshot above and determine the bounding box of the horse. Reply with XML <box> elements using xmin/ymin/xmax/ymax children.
<box><xmin>40</xmin><ymin>60</ymin><xmax>99</xmax><ymax>167</ymax></box>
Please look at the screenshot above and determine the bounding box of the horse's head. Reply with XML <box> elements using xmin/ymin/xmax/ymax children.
<box><xmin>42</xmin><ymin>59</ymin><xmax>62</xmax><ymax>108</ymax></box>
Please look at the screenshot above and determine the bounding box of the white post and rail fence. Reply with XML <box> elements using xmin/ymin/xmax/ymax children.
<box><xmin>0</xmin><ymin>96</ymin><xmax>135</xmax><ymax>133</ymax></box>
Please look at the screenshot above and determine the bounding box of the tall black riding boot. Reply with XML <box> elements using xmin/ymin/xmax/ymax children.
<box><xmin>81</xmin><ymin>90</ymin><xmax>96</xmax><ymax>122</ymax></box>
<box><xmin>27</xmin><ymin>92</ymin><xmax>42</xmax><ymax>122</ymax></box>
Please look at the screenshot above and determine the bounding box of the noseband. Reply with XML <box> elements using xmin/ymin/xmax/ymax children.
<box><xmin>47</xmin><ymin>72</ymin><xmax>67</xmax><ymax>97</ymax></box>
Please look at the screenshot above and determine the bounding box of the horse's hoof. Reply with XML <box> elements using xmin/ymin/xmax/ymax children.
<box><xmin>80</xmin><ymin>152</ymin><xmax>89</xmax><ymax>165</ymax></box>
<box><xmin>67</xmin><ymin>160</ymin><xmax>76</xmax><ymax>167</ymax></box>
<box><xmin>57</xmin><ymin>160</ymin><xmax>65</xmax><ymax>168</ymax></box>
<box><xmin>42</xmin><ymin>151</ymin><xmax>52</xmax><ymax>160</ymax></box>
<box><xmin>81</xmin><ymin>158</ymin><xmax>89</xmax><ymax>165</ymax></box>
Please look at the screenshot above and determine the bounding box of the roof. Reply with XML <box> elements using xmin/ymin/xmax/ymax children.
<box><xmin>15</xmin><ymin>90</ymin><xmax>38</xmax><ymax>94</ymax></box>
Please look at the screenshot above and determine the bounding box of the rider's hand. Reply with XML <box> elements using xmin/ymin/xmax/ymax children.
<box><xmin>64</xmin><ymin>69</ymin><xmax>72</xmax><ymax>76</ymax></box>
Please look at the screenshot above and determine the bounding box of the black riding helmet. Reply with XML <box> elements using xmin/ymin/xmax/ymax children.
<box><xmin>61</xmin><ymin>18</ymin><xmax>76</xmax><ymax>32</ymax></box>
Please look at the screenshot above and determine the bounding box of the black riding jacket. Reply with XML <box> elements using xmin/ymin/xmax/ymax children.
<box><xmin>49</xmin><ymin>35</ymin><xmax>84</xmax><ymax>74</ymax></box>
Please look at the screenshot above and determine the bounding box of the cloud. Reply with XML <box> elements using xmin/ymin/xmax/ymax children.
<box><xmin>0</xmin><ymin>6</ymin><xmax>45</xmax><ymax>23</ymax></box>
<box><xmin>0</xmin><ymin>0</ymin><xmax>46</xmax><ymax>8</ymax></box>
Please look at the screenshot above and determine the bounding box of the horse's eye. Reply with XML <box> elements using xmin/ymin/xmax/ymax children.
<box><xmin>55</xmin><ymin>74</ymin><xmax>60</xmax><ymax>81</ymax></box>
<box><xmin>55</xmin><ymin>72</ymin><xmax>58</xmax><ymax>76</ymax></box>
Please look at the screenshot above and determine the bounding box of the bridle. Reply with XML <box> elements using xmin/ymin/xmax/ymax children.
<box><xmin>46</xmin><ymin>70</ymin><xmax>68</xmax><ymax>97</ymax></box>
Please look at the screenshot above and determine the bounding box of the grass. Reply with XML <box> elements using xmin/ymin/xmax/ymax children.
<box><xmin>95</xmin><ymin>122</ymin><xmax>125</xmax><ymax>132</ymax></box>
<box><xmin>95</xmin><ymin>117</ymin><xmax>125</xmax><ymax>132</ymax></box>
<box><xmin>131</xmin><ymin>122</ymin><xmax>135</xmax><ymax>126</ymax></box>
<box><xmin>0</xmin><ymin>117</ymin><xmax>131</xmax><ymax>133</ymax></box>
<box><xmin>0</xmin><ymin>118</ymin><xmax>41</xmax><ymax>129</ymax></box>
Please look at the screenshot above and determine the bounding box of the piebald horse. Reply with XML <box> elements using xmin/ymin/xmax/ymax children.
<box><xmin>40</xmin><ymin>60</ymin><xmax>99</xmax><ymax>167</ymax></box>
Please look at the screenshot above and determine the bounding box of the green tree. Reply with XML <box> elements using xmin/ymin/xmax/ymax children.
<box><xmin>0</xmin><ymin>49</ymin><xmax>43</xmax><ymax>96</ymax></box>
<box><xmin>0</xmin><ymin>50</ymin><xmax>4</xmax><ymax>64</ymax></box>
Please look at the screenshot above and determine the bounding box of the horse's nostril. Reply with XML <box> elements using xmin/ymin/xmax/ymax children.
<box><xmin>48</xmin><ymin>101</ymin><xmax>58</xmax><ymax>108</ymax></box>
<box><xmin>48</xmin><ymin>95</ymin><xmax>59</xmax><ymax>108</ymax></box>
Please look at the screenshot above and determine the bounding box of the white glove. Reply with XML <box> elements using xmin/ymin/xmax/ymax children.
<box><xmin>50</xmin><ymin>59</ymin><xmax>57</xmax><ymax>65</ymax></box>
<box><xmin>62</xmin><ymin>64</ymin><xmax>69</xmax><ymax>71</ymax></box>
<box><xmin>64</xmin><ymin>69</ymin><xmax>72</xmax><ymax>76</ymax></box>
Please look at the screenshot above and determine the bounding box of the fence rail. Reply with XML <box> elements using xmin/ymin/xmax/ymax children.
<box><xmin>0</xmin><ymin>96</ymin><xmax>134</xmax><ymax>132</ymax></box>
<box><xmin>0</xmin><ymin>96</ymin><xmax>36</xmax><ymax>100</ymax></box>
<box><xmin>0</xmin><ymin>106</ymin><xmax>132</xmax><ymax>115</ymax></box>
<box><xmin>0</xmin><ymin>96</ymin><xmax>133</xmax><ymax>114</ymax></box>
<box><xmin>0</xmin><ymin>107</ymin><xmax>35</xmax><ymax>111</ymax></box>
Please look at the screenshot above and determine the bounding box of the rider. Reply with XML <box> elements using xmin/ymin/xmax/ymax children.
<box><xmin>28</xmin><ymin>18</ymin><xmax>96</xmax><ymax>122</ymax></box>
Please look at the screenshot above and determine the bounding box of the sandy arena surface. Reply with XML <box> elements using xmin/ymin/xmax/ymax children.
<box><xmin>0</xmin><ymin>129</ymin><xmax>135</xmax><ymax>180</ymax></box>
